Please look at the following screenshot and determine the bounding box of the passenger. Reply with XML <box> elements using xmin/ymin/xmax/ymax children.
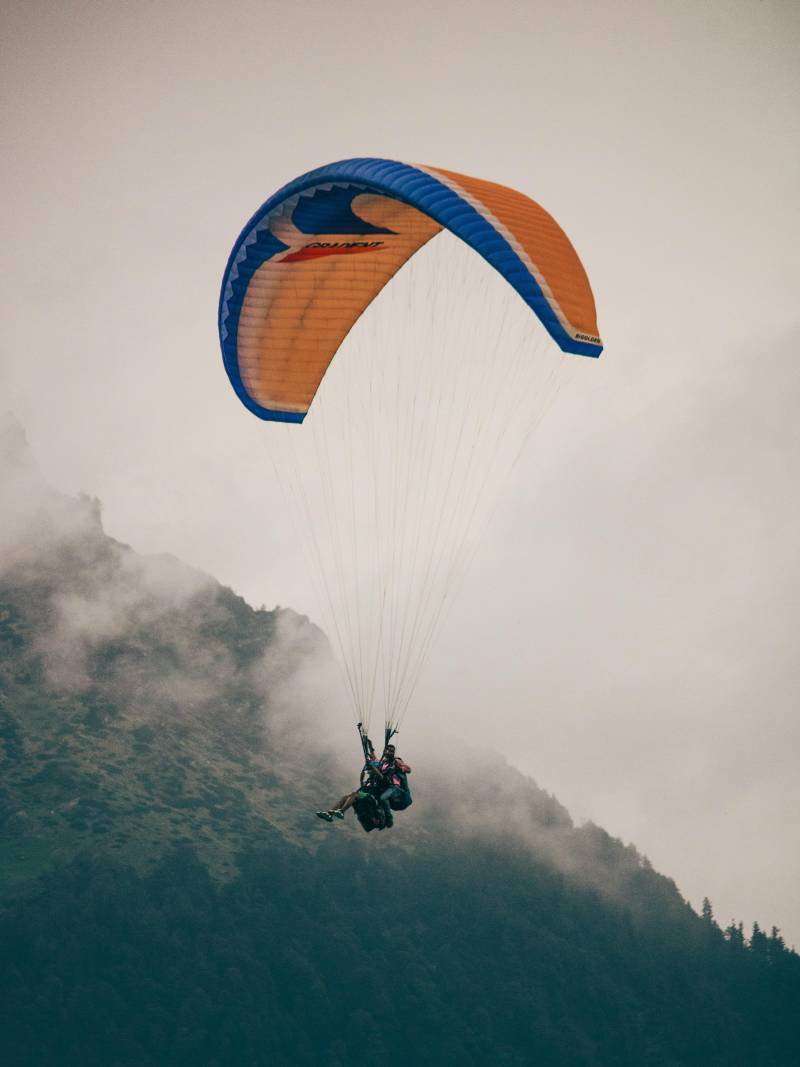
<box><xmin>316</xmin><ymin>790</ymin><xmax>358</xmax><ymax>822</ymax></box>
<box><xmin>316</xmin><ymin>735</ymin><xmax>381</xmax><ymax>824</ymax></box>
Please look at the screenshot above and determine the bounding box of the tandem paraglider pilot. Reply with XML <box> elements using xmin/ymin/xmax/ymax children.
<box><xmin>317</xmin><ymin>727</ymin><xmax>412</xmax><ymax>833</ymax></box>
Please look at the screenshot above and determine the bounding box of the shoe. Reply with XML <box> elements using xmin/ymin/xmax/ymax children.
<box><xmin>332</xmin><ymin>809</ymin><xmax>345</xmax><ymax>819</ymax></box>
<box><xmin>316</xmin><ymin>811</ymin><xmax>334</xmax><ymax>822</ymax></box>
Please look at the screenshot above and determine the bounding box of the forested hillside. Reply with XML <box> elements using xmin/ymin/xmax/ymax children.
<box><xmin>1</xmin><ymin>417</ymin><xmax>798</xmax><ymax>1066</ymax></box>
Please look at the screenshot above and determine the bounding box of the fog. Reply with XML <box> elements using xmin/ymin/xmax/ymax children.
<box><xmin>2</xmin><ymin>0</ymin><xmax>798</xmax><ymax>941</ymax></box>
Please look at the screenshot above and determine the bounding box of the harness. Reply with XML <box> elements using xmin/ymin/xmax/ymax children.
<box><xmin>356</xmin><ymin>721</ymin><xmax>397</xmax><ymax>762</ymax></box>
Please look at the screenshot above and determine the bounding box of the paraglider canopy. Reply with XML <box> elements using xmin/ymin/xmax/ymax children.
<box><xmin>219</xmin><ymin>158</ymin><xmax>602</xmax><ymax>424</ymax></box>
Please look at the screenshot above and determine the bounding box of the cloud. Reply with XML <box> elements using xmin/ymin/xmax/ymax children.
<box><xmin>250</xmin><ymin>608</ymin><xmax>349</xmax><ymax>757</ymax></box>
<box><xmin>0</xmin><ymin>412</ymin><xmax>228</xmax><ymax>701</ymax></box>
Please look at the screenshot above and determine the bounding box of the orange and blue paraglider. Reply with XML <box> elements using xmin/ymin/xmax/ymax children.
<box><xmin>219</xmin><ymin>158</ymin><xmax>602</xmax><ymax>423</ymax></box>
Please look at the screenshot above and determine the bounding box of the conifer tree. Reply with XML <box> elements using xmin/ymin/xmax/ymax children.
<box><xmin>701</xmin><ymin>897</ymin><xmax>715</xmax><ymax>926</ymax></box>
<box><xmin>769</xmin><ymin>925</ymin><xmax>786</xmax><ymax>961</ymax></box>
<box><xmin>724</xmin><ymin>920</ymin><xmax>745</xmax><ymax>948</ymax></box>
<box><xmin>751</xmin><ymin>921</ymin><xmax>769</xmax><ymax>959</ymax></box>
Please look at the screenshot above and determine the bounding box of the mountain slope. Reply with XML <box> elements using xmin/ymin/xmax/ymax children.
<box><xmin>1</xmin><ymin>416</ymin><xmax>798</xmax><ymax>1067</ymax></box>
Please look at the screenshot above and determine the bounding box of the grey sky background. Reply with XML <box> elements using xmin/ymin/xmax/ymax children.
<box><xmin>2</xmin><ymin>1</ymin><xmax>799</xmax><ymax>940</ymax></box>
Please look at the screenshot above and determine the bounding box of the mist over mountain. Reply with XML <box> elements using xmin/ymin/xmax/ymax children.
<box><xmin>1</xmin><ymin>414</ymin><xmax>798</xmax><ymax>1067</ymax></box>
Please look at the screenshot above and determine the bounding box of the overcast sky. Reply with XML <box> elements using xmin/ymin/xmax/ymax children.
<box><xmin>2</xmin><ymin>0</ymin><xmax>799</xmax><ymax>943</ymax></box>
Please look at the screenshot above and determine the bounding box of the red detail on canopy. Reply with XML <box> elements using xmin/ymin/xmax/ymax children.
<box><xmin>281</xmin><ymin>245</ymin><xmax>383</xmax><ymax>263</ymax></box>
